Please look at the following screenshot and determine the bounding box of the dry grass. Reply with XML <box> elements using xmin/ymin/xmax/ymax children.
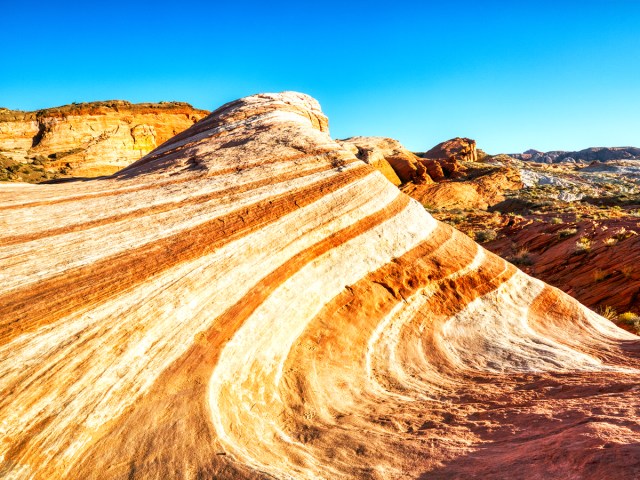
<box><xmin>598</xmin><ymin>305</ymin><xmax>617</xmax><ymax>321</ymax></box>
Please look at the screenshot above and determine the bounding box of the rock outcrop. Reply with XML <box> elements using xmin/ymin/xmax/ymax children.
<box><xmin>0</xmin><ymin>92</ymin><xmax>638</xmax><ymax>479</ymax></box>
<box><xmin>0</xmin><ymin>101</ymin><xmax>209</xmax><ymax>180</ymax></box>
<box><xmin>339</xmin><ymin>136</ymin><xmax>425</xmax><ymax>185</ymax></box>
<box><xmin>420</xmin><ymin>136</ymin><xmax>478</xmax><ymax>163</ymax></box>
<box><xmin>403</xmin><ymin>165</ymin><xmax>522</xmax><ymax>209</ymax></box>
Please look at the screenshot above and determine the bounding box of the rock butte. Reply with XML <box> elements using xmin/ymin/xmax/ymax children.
<box><xmin>0</xmin><ymin>92</ymin><xmax>639</xmax><ymax>479</ymax></box>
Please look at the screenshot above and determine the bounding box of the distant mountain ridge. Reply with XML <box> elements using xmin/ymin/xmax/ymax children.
<box><xmin>510</xmin><ymin>146</ymin><xmax>640</xmax><ymax>164</ymax></box>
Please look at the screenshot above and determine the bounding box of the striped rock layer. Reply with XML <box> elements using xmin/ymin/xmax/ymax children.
<box><xmin>0</xmin><ymin>92</ymin><xmax>639</xmax><ymax>479</ymax></box>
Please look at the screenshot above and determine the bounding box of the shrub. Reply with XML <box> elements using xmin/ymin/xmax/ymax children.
<box><xmin>593</xmin><ymin>268</ymin><xmax>608</xmax><ymax>281</ymax></box>
<box><xmin>550</xmin><ymin>217</ymin><xmax>563</xmax><ymax>224</ymax></box>
<box><xmin>618</xmin><ymin>311</ymin><xmax>640</xmax><ymax>324</ymax></box>
<box><xmin>622</xmin><ymin>266</ymin><xmax>633</xmax><ymax>278</ymax></box>
<box><xmin>558</xmin><ymin>228</ymin><xmax>578</xmax><ymax>238</ymax></box>
<box><xmin>603</xmin><ymin>237</ymin><xmax>618</xmax><ymax>247</ymax></box>
<box><xmin>575</xmin><ymin>236</ymin><xmax>591</xmax><ymax>253</ymax></box>
<box><xmin>613</xmin><ymin>227</ymin><xmax>635</xmax><ymax>241</ymax></box>
<box><xmin>507</xmin><ymin>247</ymin><xmax>532</xmax><ymax>266</ymax></box>
<box><xmin>617</xmin><ymin>312</ymin><xmax>640</xmax><ymax>335</ymax></box>
<box><xmin>475</xmin><ymin>229</ymin><xmax>497</xmax><ymax>243</ymax></box>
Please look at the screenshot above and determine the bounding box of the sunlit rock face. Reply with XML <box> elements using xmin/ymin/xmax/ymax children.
<box><xmin>0</xmin><ymin>92</ymin><xmax>639</xmax><ymax>480</ymax></box>
<box><xmin>0</xmin><ymin>101</ymin><xmax>208</xmax><ymax>179</ymax></box>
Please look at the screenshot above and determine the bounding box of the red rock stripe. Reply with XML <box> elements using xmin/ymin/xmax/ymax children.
<box><xmin>0</xmin><ymin>164</ymin><xmax>371</xmax><ymax>346</ymax></box>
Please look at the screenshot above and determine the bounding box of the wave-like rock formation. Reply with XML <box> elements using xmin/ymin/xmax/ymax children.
<box><xmin>1</xmin><ymin>92</ymin><xmax>639</xmax><ymax>479</ymax></box>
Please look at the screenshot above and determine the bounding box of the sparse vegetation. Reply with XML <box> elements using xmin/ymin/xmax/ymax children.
<box><xmin>616</xmin><ymin>311</ymin><xmax>640</xmax><ymax>334</ymax></box>
<box><xmin>618</xmin><ymin>311</ymin><xmax>640</xmax><ymax>323</ymax></box>
<box><xmin>603</xmin><ymin>237</ymin><xmax>618</xmax><ymax>246</ymax></box>
<box><xmin>598</xmin><ymin>305</ymin><xmax>617</xmax><ymax>321</ymax></box>
<box><xmin>506</xmin><ymin>247</ymin><xmax>532</xmax><ymax>266</ymax></box>
<box><xmin>593</xmin><ymin>268</ymin><xmax>608</xmax><ymax>282</ymax></box>
<box><xmin>550</xmin><ymin>217</ymin><xmax>563</xmax><ymax>224</ymax></box>
<box><xmin>558</xmin><ymin>228</ymin><xmax>578</xmax><ymax>238</ymax></box>
<box><xmin>575</xmin><ymin>236</ymin><xmax>591</xmax><ymax>253</ymax></box>
<box><xmin>475</xmin><ymin>229</ymin><xmax>497</xmax><ymax>243</ymax></box>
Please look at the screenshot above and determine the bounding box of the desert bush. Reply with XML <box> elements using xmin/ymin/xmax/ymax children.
<box><xmin>550</xmin><ymin>217</ymin><xmax>563</xmax><ymax>224</ymax></box>
<box><xmin>603</xmin><ymin>237</ymin><xmax>618</xmax><ymax>247</ymax></box>
<box><xmin>575</xmin><ymin>236</ymin><xmax>591</xmax><ymax>253</ymax></box>
<box><xmin>558</xmin><ymin>228</ymin><xmax>578</xmax><ymax>238</ymax></box>
<box><xmin>506</xmin><ymin>247</ymin><xmax>532</xmax><ymax>266</ymax></box>
<box><xmin>593</xmin><ymin>268</ymin><xmax>608</xmax><ymax>281</ymax></box>
<box><xmin>618</xmin><ymin>311</ymin><xmax>640</xmax><ymax>323</ymax></box>
<box><xmin>617</xmin><ymin>312</ymin><xmax>640</xmax><ymax>334</ymax></box>
<box><xmin>622</xmin><ymin>266</ymin><xmax>633</xmax><ymax>278</ymax></box>
<box><xmin>475</xmin><ymin>229</ymin><xmax>497</xmax><ymax>243</ymax></box>
<box><xmin>613</xmin><ymin>227</ymin><xmax>635</xmax><ymax>241</ymax></box>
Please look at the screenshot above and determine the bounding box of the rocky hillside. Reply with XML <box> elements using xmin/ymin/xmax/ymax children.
<box><xmin>431</xmin><ymin>155</ymin><xmax>640</xmax><ymax>329</ymax></box>
<box><xmin>1</xmin><ymin>92</ymin><xmax>638</xmax><ymax>479</ymax></box>
<box><xmin>511</xmin><ymin>147</ymin><xmax>640</xmax><ymax>164</ymax></box>
<box><xmin>0</xmin><ymin>101</ymin><xmax>209</xmax><ymax>181</ymax></box>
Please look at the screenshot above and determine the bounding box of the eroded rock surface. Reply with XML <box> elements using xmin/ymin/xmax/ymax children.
<box><xmin>0</xmin><ymin>92</ymin><xmax>638</xmax><ymax>479</ymax></box>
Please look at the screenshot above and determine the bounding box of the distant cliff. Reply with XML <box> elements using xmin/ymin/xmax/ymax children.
<box><xmin>0</xmin><ymin>101</ymin><xmax>209</xmax><ymax>181</ymax></box>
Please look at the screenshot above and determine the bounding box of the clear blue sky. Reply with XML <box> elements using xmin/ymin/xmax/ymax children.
<box><xmin>2</xmin><ymin>0</ymin><xmax>639</xmax><ymax>153</ymax></box>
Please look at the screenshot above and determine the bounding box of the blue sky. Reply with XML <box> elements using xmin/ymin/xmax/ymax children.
<box><xmin>2</xmin><ymin>1</ymin><xmax>639</xmax><ymax>153</ymax></box>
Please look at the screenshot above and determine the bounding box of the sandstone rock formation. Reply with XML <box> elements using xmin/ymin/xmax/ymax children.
<box><xmin>0</xmin><ymin>101</ymin><xmax>209</xmax><ymax>180</ymax></box>
<box><xmin>339</xmin><ymin>136</ymin><xmax>424</xmax><ymax>185</ymax></box>
<box><xmin>0</xmin><ymin>92</ymin><xmax>638</xmax><ymax>479</ymax></box>
<box><xmin>403</xmin><ymin>164</ymin><xmax>522</xmax><ymax>210</ymax></box>
<box><xmin>419</xmin><ymin>136</ymin><xmax>478</xmax><ymax>163</ymax></box>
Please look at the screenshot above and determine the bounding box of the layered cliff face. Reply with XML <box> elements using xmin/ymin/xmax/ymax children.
<box><xmin>0</xmin><ymin>101</ymin><xmax>209</xmax><ymax>180</ymax></box>
<box><xmin>0</xmin><ymin>92</ymin><xmax>639</xmax><ymax>479</ymax></box>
